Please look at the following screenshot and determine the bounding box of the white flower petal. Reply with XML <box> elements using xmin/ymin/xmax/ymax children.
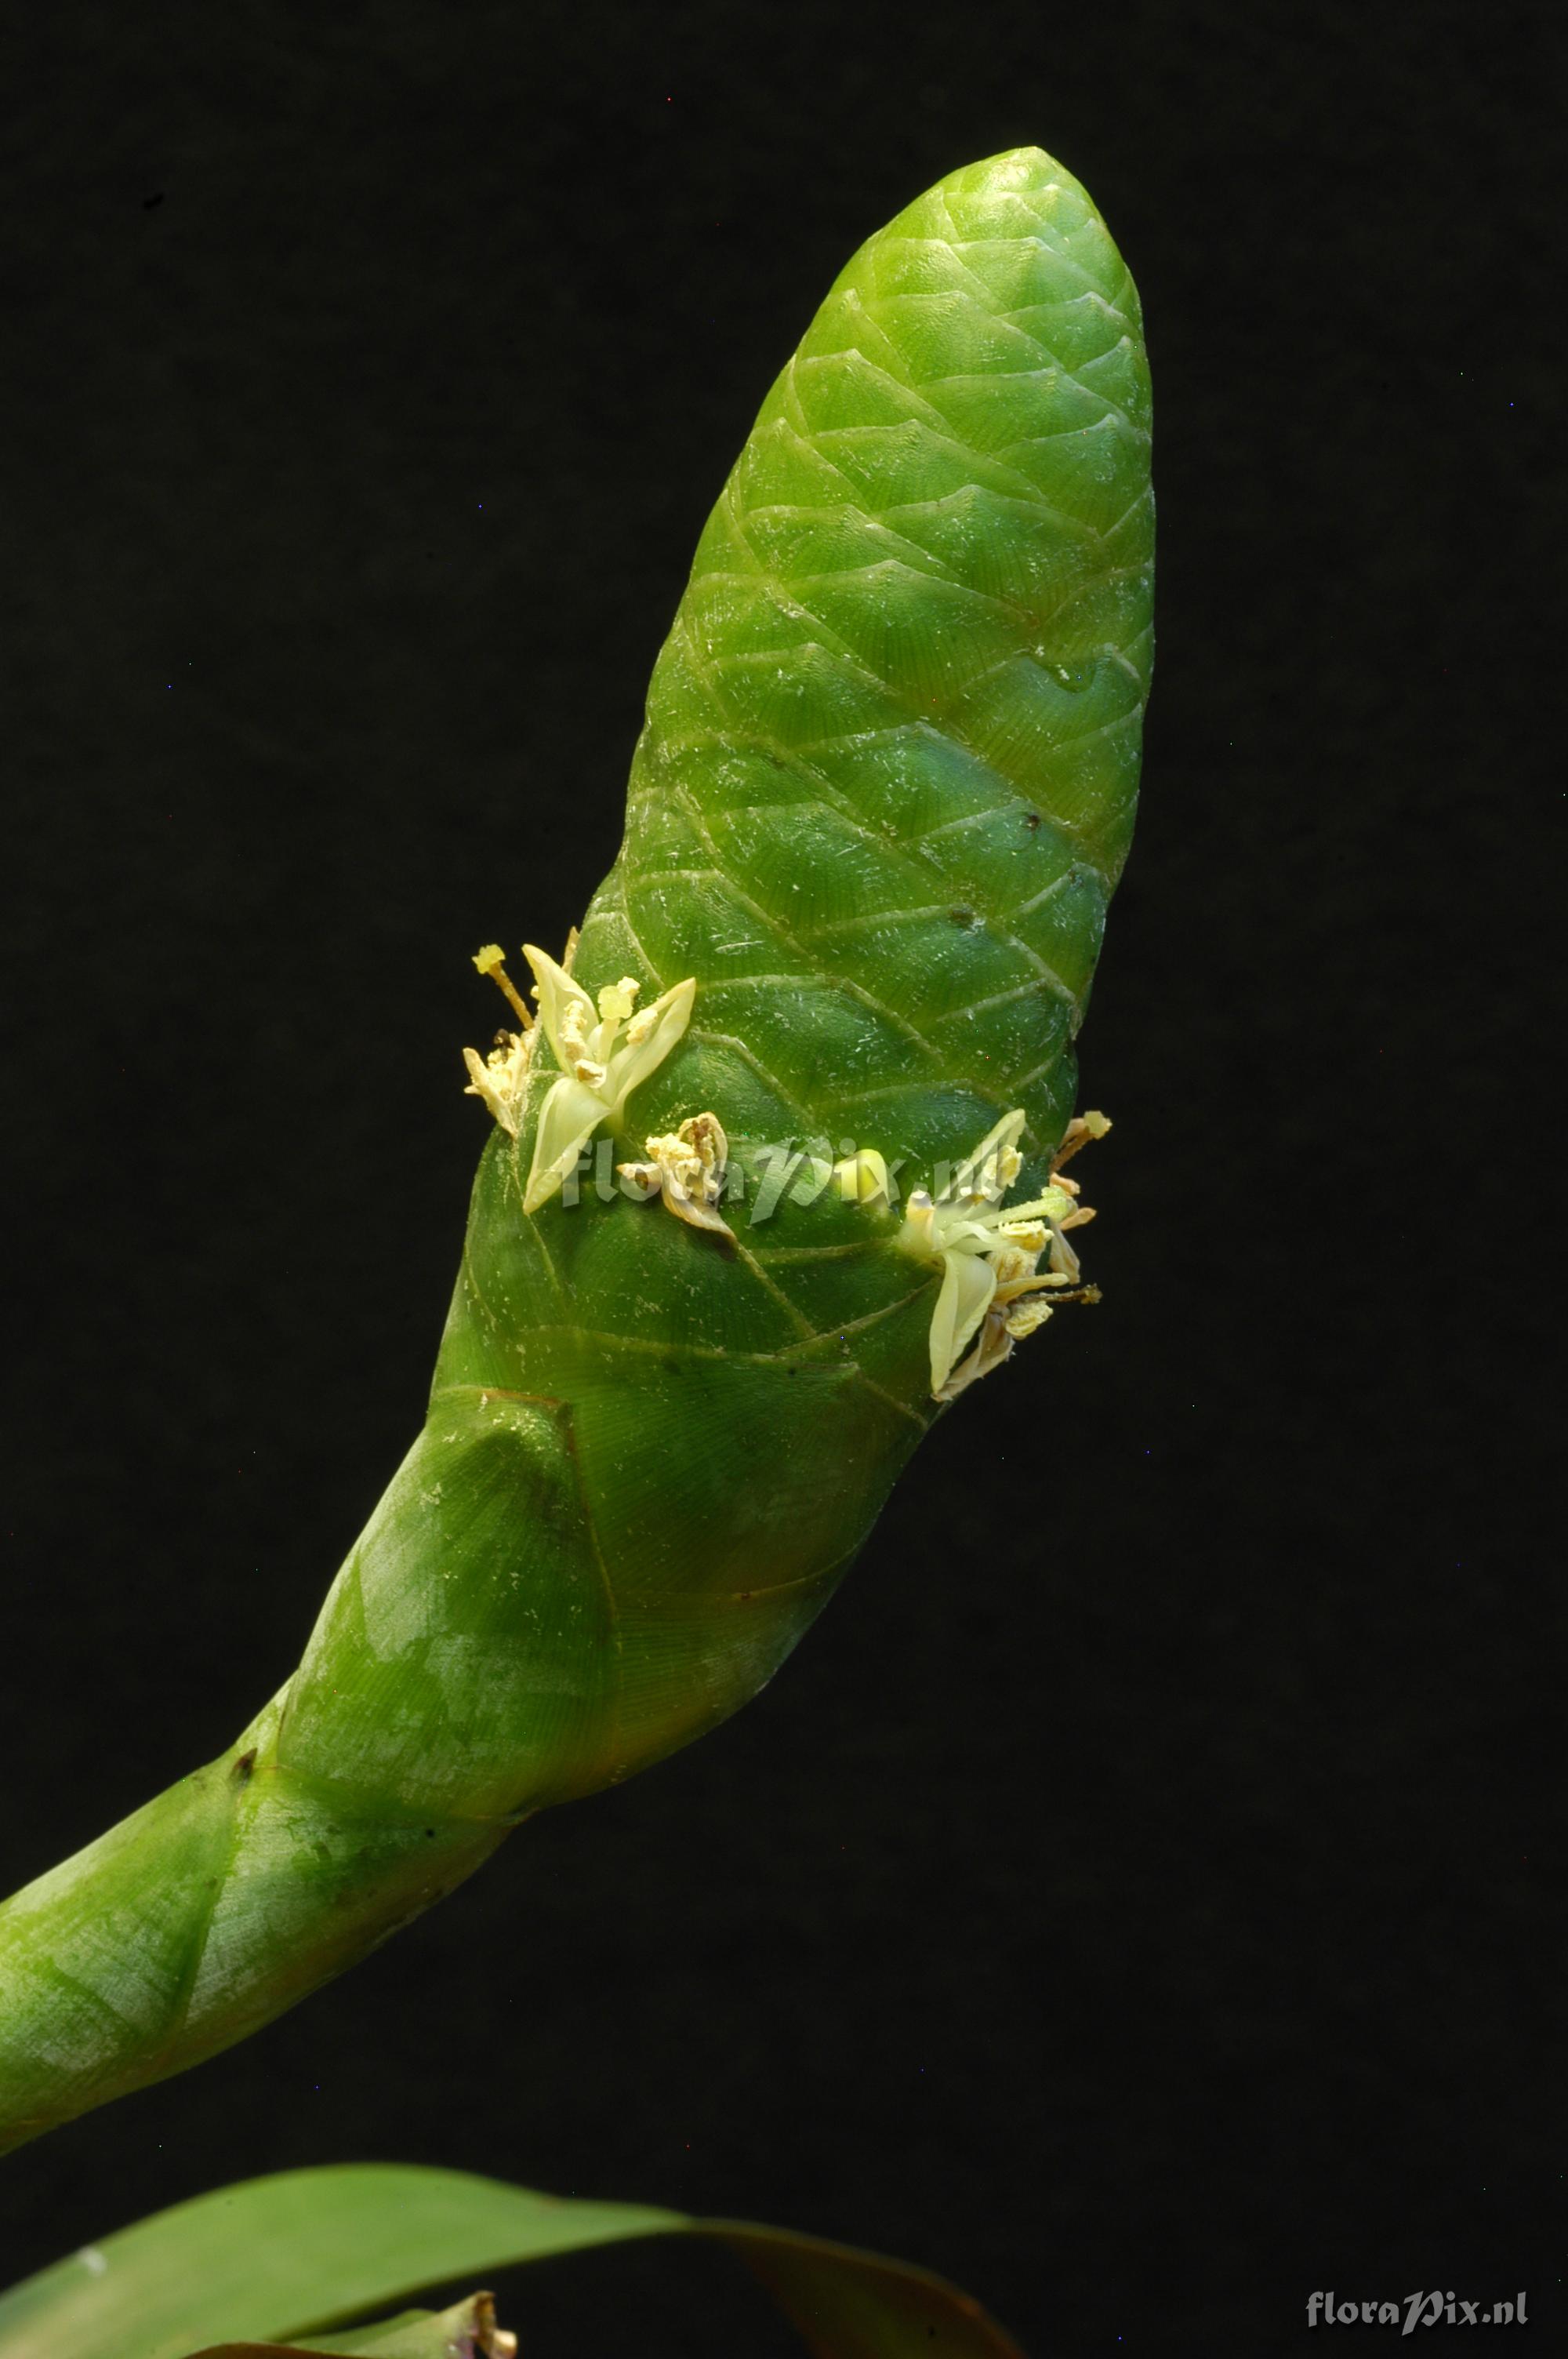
<box><xmin>522</xmin><ymin>943</ymin><xmax>597</xmax><ymax>1070</ymax></box>
<box><xmin>604</xmin><ymin>974</ymin><xmax>695</xmax><ymax>1114</ymax></box>
<box><xmin>928</xmin><ymin>1249</ymin><xmax>999</xmax><ymax>1397</ymax></box>
<box><xmin>522</xmin><ymin>1074</ymin><xmax>608</xmax><ymax>1213</ymax></box>
<box><xmin>661</xmin><ymin>1185</ymin><xmax>735</xmax><ymax>1239</ymax></box>
<box><xmin>945</xmin><ymin>1108</ymin><xmax>1027</xmax><ymax>1207</ymax></box>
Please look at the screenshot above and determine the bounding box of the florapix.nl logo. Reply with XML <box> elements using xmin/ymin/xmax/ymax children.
<box><xmin>1306</xmin><ymin>2289</ymin><xmax>1529</xmax><ymax>2332</ymax></box>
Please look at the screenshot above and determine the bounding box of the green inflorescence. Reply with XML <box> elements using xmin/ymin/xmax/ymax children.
<box><xmin>0</xmin><ymin>146</ymin><xmax>1152</xmax><ymax>2157</ymax></box>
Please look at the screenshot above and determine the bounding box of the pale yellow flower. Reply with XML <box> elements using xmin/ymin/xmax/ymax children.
<box><xmin>619</xmin><ymin>1110</ymin><xmax>734</xmax><ymax>1239</ymax></box>
<box><xmin>895</xmin><ymin>1110</ymin><xmax>1083</xmax><ymax>1400</ymax></box>
<box><xmin>521</xmin><ymin>945</ymin><xmax>695</xmax><ymax>1212</ymax></box>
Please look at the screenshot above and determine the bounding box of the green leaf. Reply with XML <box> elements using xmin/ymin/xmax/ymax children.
<box><xmin>186</xmin><ymin>2291</ymin><xmax>507</xmax><ymax>2357</ymax></box>
<box><xmin>294</xmin><ymin>2292</ymin><xmax>508</xmax><ymax>2357</ymax></box>
<box><xmin>185</xmin><ymin>2291</ymin><xmax>505</xmax><ymax>2356</ymax></box>
<box><xmin>0</xmin><ymin>2165</ymin><xmax>1022</xmax><ymax>2359</ymax></box>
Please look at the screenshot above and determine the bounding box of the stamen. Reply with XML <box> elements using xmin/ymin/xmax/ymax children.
<box><xmin>471</xmin><ymin>943</ymin><xmax>534</xmax><ymax>1029</ymax></box>
<box><xmin>1050</xmin><ymin>1108</ymin><xmax>1111</xmax><ymax>1175</ymax></box>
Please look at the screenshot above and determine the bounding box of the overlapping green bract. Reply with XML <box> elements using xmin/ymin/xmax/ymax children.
<box><xmin>579</xmin><ymin>147</ymin><xmax>1152</xmax><ymax>1192</ymax></box>
<box><xmin>0</xmin><ymin>147</ymin><xmax>1152</xmax><ymax>2156</ymax></box>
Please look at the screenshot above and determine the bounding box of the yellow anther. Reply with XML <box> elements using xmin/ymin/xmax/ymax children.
<box><xmin>471</xmin><ymin>944</ymin><xmax>533</xmax><ymax>1029</ymax></box>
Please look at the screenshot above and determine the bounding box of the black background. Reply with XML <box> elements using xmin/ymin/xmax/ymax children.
<box><xmin>2</xmin><ymin>2</ymin><xmax>1559</xmax><ymax>2350</ymax></box>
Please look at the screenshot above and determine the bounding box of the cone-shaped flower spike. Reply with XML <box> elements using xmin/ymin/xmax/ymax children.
<box><xmin>0</xmin><ymin>147</ymin><xmax>1152</xmax><ymax>2154</ymax></box>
